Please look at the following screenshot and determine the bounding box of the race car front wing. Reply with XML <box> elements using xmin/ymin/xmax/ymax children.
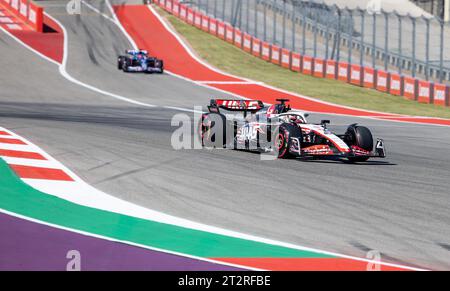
<box><xmin>288</xmin><ymin>138</ymin><xmax>386</xmax><ymax>158</ymax></box>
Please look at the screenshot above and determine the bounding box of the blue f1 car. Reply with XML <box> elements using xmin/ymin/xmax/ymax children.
<box><xmin>117</xmin><ymin>50</ymin><xmax>164</xmax><ymax>74</ymax></box>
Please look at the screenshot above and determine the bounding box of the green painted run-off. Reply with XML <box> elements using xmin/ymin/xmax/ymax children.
<box><xmin>0</xmin><ymin>158</ymin><xmax>334</xmax><ymax>259</ymax></box>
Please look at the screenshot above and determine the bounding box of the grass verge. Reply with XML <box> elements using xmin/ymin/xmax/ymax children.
<box><xmin>158</xmin><ymin>8</ymin><xmax>450</xmax><ymax>119</ymax></box>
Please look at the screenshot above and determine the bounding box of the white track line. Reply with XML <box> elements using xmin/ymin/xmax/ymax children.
<box><xmin>196</xmin><ymin>81</ymin><xmax>263</xmax><ymax>85</ymax></box>
<box><xmin>81</xmin><ymin>0</ymin><xmax>115</xmax><ymax>23</ymax></box>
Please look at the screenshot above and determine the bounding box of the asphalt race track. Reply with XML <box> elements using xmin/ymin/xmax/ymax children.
<box><xmin>1</xmin><ymin>0</ymin><xmax>450</xmax><ymax>270</ymax></box>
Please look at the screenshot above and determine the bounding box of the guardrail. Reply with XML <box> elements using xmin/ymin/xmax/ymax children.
<box><xmin>154</xmin><ymin>0</ymin><xmax>450</xmax><ymax>107</ymax></box>
<box><xmin>0</xmin><ymin>0</ymin><xmax>43</xmax><ymax>32</ymax></box>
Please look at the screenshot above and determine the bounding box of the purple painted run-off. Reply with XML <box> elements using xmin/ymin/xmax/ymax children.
<box><xmin>0</xmin><ymin>212</ymin><xmax>244</xmax><ymax>271</ymax></box>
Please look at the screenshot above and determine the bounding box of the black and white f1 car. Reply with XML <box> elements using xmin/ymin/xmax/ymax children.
<box><xmin>199</xmin><ymin>99</ymin><xmax>386</xmax><ymax>162</ymax></box>
<box><xmin>117</xmin><ymin>49</ymin><xmax>164</xmax><ymax>73</ymax></box>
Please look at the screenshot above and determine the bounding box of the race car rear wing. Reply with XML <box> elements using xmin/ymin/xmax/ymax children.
<box><xmin>208</xmin><ymin>99</ymin><xmax>264</xmax><ymax>113</ymax></box>
<box><xmin>126</xmin><ymin>49</ymin><xmax>148</xmax><ymax>55</ymax></box>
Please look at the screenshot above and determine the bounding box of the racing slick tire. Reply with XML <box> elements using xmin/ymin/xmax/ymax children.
<box><xmin>276</xmin><ymin>123</ymin><xmax>302</xmax><ymax>159</ymax></box>
<box><xmin>199</xmin><ymin>113</ymin><xmax>227</xmax><ymax>148</ymax></box>
<box><xmin>158</xmin><ymin>60</ymin><xmax>164</xmax><ymax>74</ymax></box>
<box><xmin>117</xmin><ymin>56</ymin><xmax>123</xmax><ymax>70</ymax></box>
<box><xmin>122</xmin><ymin>58</ymin><xmax>131</xmax><ymax>72</ymax></box>
<box><xmin>345</xmin><ymin>125</ymin><xmax>373</xmax><ymax>162</ymax></box>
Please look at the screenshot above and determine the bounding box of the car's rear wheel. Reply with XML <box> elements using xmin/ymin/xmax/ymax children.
<box><xmin>122</xmin><ymin>58</ymin><xmax>131</xmax><ymax>72</ymax></box>
<box><xmin>199</xmin><ymin>113</ymin><xmax>227</xmax><ymax>148</ymax></box>
<box><xmin>275</xmin><ymin>123</ymin><xmax>302</xmax><ymax>159</ymax></box>
<box><xmin>345</xmin><ymin>125</ymin><xmax>373</xmax><ymax>162</ymax></box>
<box><xmin>158</xmin><ymin>60</ymin><xmax>164</xmax><ymax>74</ymax></box>
<box><xmin>117</xmin><ymin>56</ymin><xmax>123</xmax><ymax>70</ymax></box>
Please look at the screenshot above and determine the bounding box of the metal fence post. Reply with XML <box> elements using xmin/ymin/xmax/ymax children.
<box><xmin>439</xmin><ymin>20</ymin><xmax>444</xmax><ymax>83</ymax></box>
<box><xmin>384</xmin><ymin>10</ymin><xmax>389</xmax><ymax>71</ymax></box>
<box><xmin>282</xmin><ymin>0</ymin><xmax>286</xmax><ymax>48</ymax></box>
<box><xmin>238</xmin><ymin>0</ymin><xmax>242</xmax><ymax>28</ymax></box>
<box><xmin>292</xmin><ymin>1</ymin><xmax>296</xmax><ymax>51</ymax></box>
<box><xmin>411</xmin><ymin>15</ymin><xmax>416</xmax><ymax>78</ymax></box>
<box><xmin>254</xmin><ymin>0</ymin><xmax>258</xmax><ymax>38</ymax></box>
<box><xmin>337</xmin><ymin>7</ymin><xmax>341</xmax><ymax>63</ymax></box>
<box><xmin>360</xmin><ymin>9</ymin><xmax>365</xmax><ymax>67</ymax></box>
<box><xmin>213</xmin><ymin>0</ymin><xmax>217</xmax><ymax>18</ymax></box>
<box><xmin>231</xmin><ymin>0</ymin><xmax>235</xmax><ymax>25</ymax></box>
<box><xmin>425</xmin><ymin>16</ymin><xmax>430</xmax><ymax>81</ymax></box>
<box><xmin>372</xmin><ymin>12</ymin><xmax>376</xmax><ymax>68</ymax></box>
<box><xmin>245</xmin><ymin>0</ymin><xmax>250</xmax><ymax>33</ymax></box>
<box><xmin>273</xmin><ymin>2</ymin><xmax>277</xmax><ymax>44</ymax></box>
<box><xmin>263</xmin><ymin>0</ymin><xmax>267</xmax><ymax>41</ymax></box>
<box><xmin>397</xmin><ymin>13</ymin><xmax>402</xmax><ymax>75</ymax></box>
<box><xmin>302</xmin><ymin>3</ymin><xmax>306</xmax><ymax>55</ymax></box>
<box><xmin>313</xmin><ymin>6</ymin><xmax>318</xmax><ymax>58</ymax></box>
<box><xmin>222</xmin><ymin>0</ymin><xmax>226</xmax><ymax>21</ymax></box>
<box><xmin>325</xmin><ymin>10</ymin><xmax>329</xmax><ymax>60</ymax></box>
<box><xmin>205</xmin><ymin>0</ymin><xmax>208</xmax><ymax>14</ymax></box>
<box><xmin>348</xmin><ymin>9</ymin><xmax>353</xmax><ymax>65</ymax></box>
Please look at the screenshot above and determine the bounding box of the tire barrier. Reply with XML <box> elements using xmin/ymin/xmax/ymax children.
<box><xmin>302</xmin><ymin>55</ymin><xmax>312</xmax><ymax>75</ymax></box>
<box><xmin>270</xmin><ymin>44</ymin><xmax>281</xmax><ymax>65</ymax></box>
<box><xmin>363</xmin><ymin>67</ymin><xmax>375</xmax><ymax>89</ymax></box>
<box><xmin>234</xmin><ymin>28</ymin><xmax>242</xmax><ymax>49</ymax></box>
<box><xmin>326</xmin><ymin>60</ymin><xmax>337</xmax><ymax>80</ymax></box>
<box><xmin>243</xmin><ymin>33</ymin><xmax>252</xmax><ymax>53</ymax></box>
<box><xmin>337</xmin><ymin>62</ymin><xmax>349</xmax><ymax>82</ymax></box>
<box><xmin>350</xmin><ymin>65</ymin><xmax>362</xmax><ymax>86</ymax></box>
<box><xmin>201</xmin><ymin>15</ymin><xmax>209</xmax><ymax>32</ymax></box>
<box><xmin>291</xmin><ymin>53</ymin><xmax>301</xmax><ymax>72</ymax></box>
<box><xmin>281</xmin><ymin>48</ymin><xmax>290</xmax><ymax>69</ymax></box>
<box><xmin>261</xmin><ymin>41</ymin><xmax>270</xmax><ymax>61</ymax></box>
<box><xmin>390</xmin><ymin>74</ymin><xmax>402</xmax><ymax>96</ymax></box>
<box><xmin>252</xmin><ymin>38</ymin><xmax>261</xmax><ymax>57</ymax></box>
<box><xmin>376</xmin><ymin>70</ymin><xmax>389</xmax><ymax>93</ymax></box>
<box><xmin>225</xmin><ymin>24</ymin><xmax>234</xmax><ymax>44</ymax></box>
<box><xmin>313</xmin><ymin>58</ymin><xmax>325</xmax><ymax>78</ymax></box>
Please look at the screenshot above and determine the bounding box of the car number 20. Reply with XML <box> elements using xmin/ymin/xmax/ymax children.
<box><xmin>242</xmin><ymin>124</ymin><xmax>258</xmax><ymax>140</ymax></box>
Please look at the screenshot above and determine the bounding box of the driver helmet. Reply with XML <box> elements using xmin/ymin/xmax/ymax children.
<box><xmin>289</xmin><ymin>115</ymin><xmax>304</xmax><ymax>124</ymax></box>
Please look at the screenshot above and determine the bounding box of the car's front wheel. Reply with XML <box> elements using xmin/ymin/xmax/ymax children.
<box><xmin>345</xmin><ymin>125</ymin><xmax>373</xmax><ymax>162</ymax></box>
<box><xmin>275</xmin><ymin>123</ymin><xmax>302</xmax><ymax>159</ymax></box>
